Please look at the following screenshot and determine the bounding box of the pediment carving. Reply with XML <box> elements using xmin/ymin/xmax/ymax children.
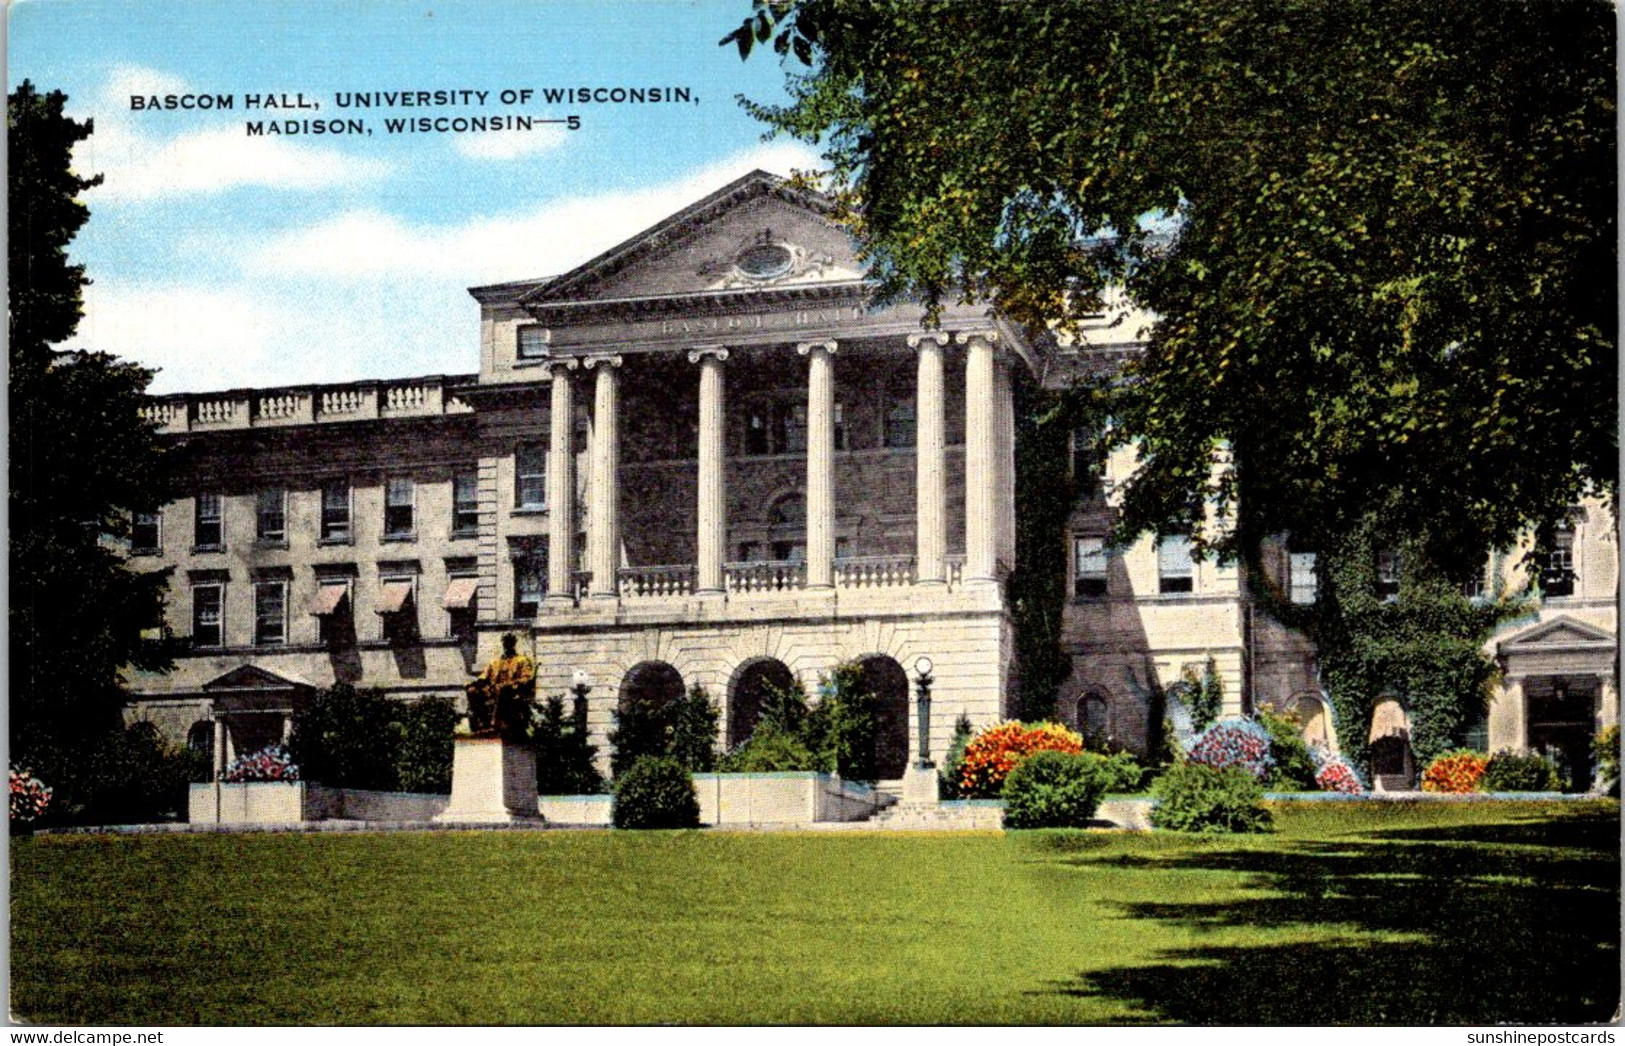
<box><xmin>201</xmin><ymin>663</ymin><xmax>315</xmax><ymax>692</ymax></box>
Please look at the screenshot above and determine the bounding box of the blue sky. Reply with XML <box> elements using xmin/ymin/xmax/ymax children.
<box><xmin>9</xmin><ymin>0</ymin><xmax>822</xmax><ymax>392</ymax></box>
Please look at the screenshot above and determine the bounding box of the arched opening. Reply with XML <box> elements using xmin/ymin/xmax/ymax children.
<box><xmin>1075</xmin><ymin>692</ymin><xmax>1110</xmax><ymax>747</ymax></box>
<box><xmin>613</xmin><ymin>661</ymin><xmax>686</xmax><ymax>776</ymax></box>
<box><xmin>1368</xmin><ymin>697</ymin><xmax>1414</xmax><ymax>790</ymax></box>
<box><xmin>186</xmin><ymin>721</ymin><xmax>215</xmax><ymax>768</ymax></box>
<box><xmin>1291</xmin><ymin>692</ymin><xmax>1338</xmax><ymax>753</ymax></box>
<box><xmin>728</xmin><ymin>658</ymin><xmax>798</xmax><ymax>748</ymax></box>
<box><xmin>850</xmin><ymin>655</ymin><xmax>911</xmax><ymax>780</ymax></box>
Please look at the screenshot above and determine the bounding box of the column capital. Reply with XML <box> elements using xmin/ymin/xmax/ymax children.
<box><xmin>907</xmin><ymin>331</ymin><xmax>952</xmax><ymax>350</ymax></box>
<box><xmin>580</xmin><ymin>353</ymin><xmax>624</xmax><ymax>370</ymax></box>
<box><xmin>542</xmin><ymin>355</ymin><xmax>579</xmax><ymax>373</ymax></box>
<box><xmin>796</xmin><ymin>340</ymin><xmax>839</xmax><ymax>357</ymax></box>
<box><xmin>686</xmin><ymin>346</ymin><xmax>731</xmax><ymax>364</ymax></box>
<box><xmin>954</xmin><ymin>329</ymin><xmax>1000</xmax><ymax>349</ymax></box>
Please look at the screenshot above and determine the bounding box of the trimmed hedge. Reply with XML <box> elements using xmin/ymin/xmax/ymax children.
<box><xmin>1002</xmin><ymin>751</ymin><xmax>1110</xmax><ymax>828</ymax></box>
<box><xmin>1481</xmin><ymin>750</ymin><xmax>1564</xmax><ymax>792</ymax></box>
<box><xmin>611</xmin><ymin>756</ymin><xmax>700</xmax><ymax>829</ymax></box>
<box><xmin>1150</xmin><ymin>762</ymin><xmax>1272</xmax><ymax>834</ymax></box>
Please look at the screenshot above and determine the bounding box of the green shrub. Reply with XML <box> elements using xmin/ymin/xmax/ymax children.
<box><xmin>819</xmin><ymin>666</ymin><xmax>882</xmax><ymax>781</ymax></box>
<box><xmin>289</xmin><ymin>685</ymin><xmax>403</xmax><ymax>790</ymax></box>
<box><xmin>1099</xmin><ymin>750</ymin><xmax>1147</xmax><ymax>793</ymax></box>
<box><xmin>1257</xmin><ymin>707</ymin><xmax>1318</xmax><ymax>790</ymax></box>
<box><xmin>396</xmin><ymin>696</ymin><xmax>458</xmax><ymax>794</ymax></box>
<box><xmin>669</xmin><ymin>685</ymin><xmax>721</xmax><ymax>772</ymax></box>
<box><xmin>533</xmin><ymin>695</ymin><xmax>607</xmax><ymax>795</ymax></box>
<box><xmin>611</xmin><ymin>756</ymin><xmax>701</xmax><ymax>829</ymax></box>
<box><xmin>1149</xmin><ymin>762</ymin><xmax>1273</xmax><ymax>834</ymax></box>
<box><xmin>76</xmin><ymin>723</ymin><xmax>204</xmax><ymax>824</ymax></box>
<box><xmin>939</xmin><ymin>714</ymin><xmax>975</xmax><ymax>798</ymax></box>
<box><xmin>1592</xmin><ymin>725</ymin><xmax>1620</xmax><ymax>794</ymax></box>
<box><xmin>1001</xmin><ymin>750</ymin><xmax>1110</xmax><ymax>828</ymax></box>
<box><xmin>1480</xmin><ymin>749</ymin><xmax>1564</xmax><ymax>792</ymax></box>
<box><xmin>718</xmin><ymin>719</ymin><xmax>821</xmax><ymax>772</ymax></box>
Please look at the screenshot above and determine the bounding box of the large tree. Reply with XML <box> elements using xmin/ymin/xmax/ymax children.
<box><xmin>9</xmin><ymin>81</ymin><xmax>179</xmax><ymax>813</ymax></box>
<box><xmin>727</xmin><ymin>0</ymin><xmax>1615</xmax><ymax>568</ymax></box>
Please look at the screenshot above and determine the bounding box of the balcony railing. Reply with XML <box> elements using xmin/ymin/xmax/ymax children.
<box><xmin>141</xmin><ymin>374</ymin><xmax>476</xmax><ymax>434</ymax></box>
<box><xmin>833</xmin><ymin>555</ymin><xmax>916</xmax><ymax>589</ymax></box>
<box><xmin>725</xmin><ymin>560</ymin><xmax>806</xmax><ymax>593</ymax></box>
<box><xmin>618</xmin><ymin>565</ymin><xmax>697</xmax><ymax>599</ymax></box>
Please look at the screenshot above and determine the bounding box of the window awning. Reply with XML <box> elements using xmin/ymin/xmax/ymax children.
<box><xmin>308</xmin><ymin>583</ymin><xmax>349</xmax><ymax>616</ymax></box>
<box><xmin>376</xmin><ymin>578</ymin><xmax>415</xmax><ymax>614</ymax></box>
<box><xmin>442</xmin><ymin>576</ymin><xmax>479</xmax><ymax>610</ymax></box>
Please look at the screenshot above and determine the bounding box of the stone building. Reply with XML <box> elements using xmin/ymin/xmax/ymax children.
<box><xmin>126</xmin><ymin>170</ymin><xmax>1618</xmax><ymax>786</ymax></box>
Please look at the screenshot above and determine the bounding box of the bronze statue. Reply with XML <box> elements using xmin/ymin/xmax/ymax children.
<box><xmin>464</xmin><ymin>632</ymin><xmax>536</xmax><ymax>741</ymax></box>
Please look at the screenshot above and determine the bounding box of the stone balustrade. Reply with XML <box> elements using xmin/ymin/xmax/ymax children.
<box><xmin>834</xmin><ymin>555</ymin><xmax>917</xmax><ymax>589</ymax></box>
<box><xmin>725</xmin><ymin>560</ymin><xmax>807</xmax><ymax>593</ymax></box>
<box><xmin>140</xmin><ymin>374</ymin><xmax>477</xmax><ymax>434</ymax></box>
<box><xmin>618</xmin><ymin>565</ymin><xmax>697</xmax><ymax>599</ymax></box>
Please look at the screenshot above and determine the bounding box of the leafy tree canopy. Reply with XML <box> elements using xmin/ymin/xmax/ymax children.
<box><xmin>729</xmin><ymin>0</ymin><xmax>1616</xmax><ymax>574</ymax></box>
<box><xmin>9</xmin><ymin>81</ymin><xmax>177</xmax><ymax>801</ymax></box>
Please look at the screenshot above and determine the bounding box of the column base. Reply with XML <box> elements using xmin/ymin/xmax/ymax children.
<box><xmin>435</xmin><ymin>737</ymin><xmax>543</xmax><ymax>824</ymax></box>
<box><xmin>902</xmin><ymin>764</ymin><xmax>941</xmax><ymax>805</ymax></box>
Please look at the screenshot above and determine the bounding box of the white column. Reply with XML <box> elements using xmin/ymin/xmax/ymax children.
<box><xmin>546</xmin><ymin>359</ymin><xmax>578</xmax><ymax>603</ymax></box>
<box><xmin>994</xmin><ymin>355</ymin><xmax>1016</xmax><ymax>570</ymax></box>
<box><xmin>212</xmin><ymin>717</ymin><xmax>226</xmax><ymax>779</ymax></box>
<box><xmin>958</xmin><ymin>330</ymin><xmax>999</xmax><ymax>583</ymax></box>
<box><xmin>798</xmin><ymin>340</ymin><xmax>838</xmax><ymax>588</ymax></box>
<box><xmin>584</xmin><ymin>354</ymin><xmax>623</xmax><ymax>599</ymax></box>
<box><xmin>690</xmin><ymin>347</ymin><xmax>729</xmax><ymax>593</ymax></box>
<box><xmin>909</xmin><ymin>332</ymin><xmax>949</xmax><ymax>584</ymax></box>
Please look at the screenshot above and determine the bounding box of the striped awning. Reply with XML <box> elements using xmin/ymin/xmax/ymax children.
<box><xmin>376</xmin><ymin>579</ymin><xmax>415</xmax><ymax>614</ymax></box>
<box><xmin>308</xmin><ymin>582</ymin><xmax>349</xmax><ymax>616</ymax></box>
<box><xmin>442</xmin><ymin>576</ymin><xmax>479</xmax><ymax>609</ymax></box>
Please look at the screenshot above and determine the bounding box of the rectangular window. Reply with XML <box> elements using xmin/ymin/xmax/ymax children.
<box><xmin>517</xmin><ymin>325</ymin><xmax>549</xmax><ymax>359</ymax></box>
<box><xmin>514</xmin><ymin>552</ymin><xmax>547</xmax><ymax>619</ymax></box>
<box><xmin>1158</xmin><ymin>535</ymin><xmax>1195</xmax><ymax>594</ymax></box>
<box><xmin>192</xmin><ymin>584</ymin><xmax>224</xmax><ymax>647</ymax></box>
<box><xmin>321</xmin><ymin>479</ymin><xmax>351</xmax><ymax>542</ymax></box>
<box><xmin>452</xmin><ymin>470</ymin><xmax>480</xmax><ymax>536</ymax></box>
<box><xmin>883</xmin><ymin>386</ymin><xmax>916</xmax><ymax>449</ymax></box>
<box><xmin>444</xmin><ymin>573</ymin><xmax>479</xmax><ymax>642</ymax></box>
<box><xmin>783</xmin><ymin>402</ymin><xmax>808</xmax><ymax>455</ymax></box>
<box><xmin>1376</xmin><ymin>550</ymin><xmax>1402</xmax><ymax>601</ymax></box>
<box><xmin>312</xmin><ymin>578</ymin><xmax>354</xmax><ymax>647</ymax></box>
<box><xmin>1542</xmin><ymin>530</ymin><xmax>1576</xmax><ymax>598</ymax></box>
<box><xmin>194</xmin><ymin>493</ymin><xmax>223</xmax><ymax>550</ymax></box>
<box><xmin>515</xmin><ymin>444</ymin><xmax>547</xmax><ymax>510</ymax></box>
<box><xmin>132</xmin><ymin>510</ymin><xmax>161</xmax><ymax>554</ymax></box>
<box><xmin>256</xmin><ymin>489</ymin><xmax>286</xmax><ymax>543</ymax></box>
<box><xmin>1074</xmin><ymin>537</ymin><xmax>1108</xmax><ymax>597</ymax></box>
<box><xmin>254</xmin><ymin>581</ymin><xmax>287</xmax><ymax>646</ymax></box>
<box><xmin>378</xmin><ymin>576</ymin><xmax>418</xmax><ymax>642</ymax></box>
<box><xmin>833</xmin><ymin>401</ymin><xmax>848</xmax><ymax>451</ymax></box>
<box><xmin>384</xmin><ymin>477</ymin><xmax>415</xmax><ymax>539</ymax></box>
<box><xmin>1072</xmin><ymin>428</ymin><xmax>1104</xmax><ymax>501</ymax></box>
<box><xmin>1289</xmin><ymin>551</ymin><xmax>1317</xmax><ymax>605</ymax></box>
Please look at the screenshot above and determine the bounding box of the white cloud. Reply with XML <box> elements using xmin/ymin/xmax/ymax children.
<box><xmin>453</xmin><ymin>124</ymin><xmax>569</xmax><ymax>161</ymax></box>
<box><xmin>72</xmin><ymin>64</ymin><xmax>392</xmax><ymax>202</ymax></box>
<box><xmin>249</xmin><ymin>139</ymin><xmax>825</xmax><ymax>283</ymax></box>
<box><xmin>67</xmin><ymin>283</ymin><xmax>286</xmax><ymax>391</ymax></box>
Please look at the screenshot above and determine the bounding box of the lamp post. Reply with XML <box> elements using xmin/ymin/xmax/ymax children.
<box><xmin>571</xmin><ymin>669</ymin><xmax>592</xmax><ymax>737</ymax></box>
<box><xmin>914</xmin><ymin>656</ymin><xmax>934</xmax><ymax>770</ymax></box>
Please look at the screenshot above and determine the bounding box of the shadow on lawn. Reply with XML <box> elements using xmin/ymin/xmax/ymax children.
<box><xmin>1046</xmin><ymin>808</ymin><xmax>1621</xmax><ymax>1024</ymax></box>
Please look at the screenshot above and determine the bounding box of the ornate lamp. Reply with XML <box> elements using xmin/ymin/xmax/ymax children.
<box><xmin>571</xmin><ymin>669</ymin><xmax>592</xmax><ymax>736</ymax></box>
<box><xmin>914</xmin><ymin>656</ymin><xmax>935</xmax><ymax>769</ymax></box>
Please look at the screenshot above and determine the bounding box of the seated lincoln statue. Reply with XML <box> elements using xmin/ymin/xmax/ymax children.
<box><xmin>463</xmin><ymin>632</ymin><xmax>537</xmax><ymax>742</ymax></box>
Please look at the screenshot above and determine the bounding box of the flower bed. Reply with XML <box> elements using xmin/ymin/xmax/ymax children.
<box><xmin>10</xmin><ymin>767</ymin><xmax>52</xmax><ymax>826</ymax></box>
<box><xmin>1421</xmin><ymin>750</ymin><xmax>1488</xmax><ymax>794</ymax></box>
<box><xmin>958</xmin><ymin>721</ymin><xmax>1084</xmax><ymax>798</ymax></box>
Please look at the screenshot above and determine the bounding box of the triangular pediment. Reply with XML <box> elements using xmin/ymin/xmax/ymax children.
<box><xmin>1499</xmin><ymin>614</ymin><xmax>1617</xmax><ymax>651</ymax></box>
<box><xmin>202</xmin><ymin>663</ymin><xmax>315</xmax><ymax>692</ymax></box>
<box><xmin>522</xmin><ymin>170</ymin><xmax>866</xmax><ymax>306</ymax></box>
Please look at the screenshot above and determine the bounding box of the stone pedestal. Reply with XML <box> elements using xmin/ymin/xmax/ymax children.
<box><xmin>902</xmin><ymin>763</ymin><xmax>941</xmax><ymax>804</ymax></box>
<box><xmin>435</xmin><ymin>737</ymin><xmax>543</xmax><ymax>824</ymax></box>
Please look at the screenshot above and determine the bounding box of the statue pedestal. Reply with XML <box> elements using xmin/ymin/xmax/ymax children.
<box><xmin>902</xmin><ymin>763</ymin><xmax>941</xmax><ymax>804</ymax></box>
<box><xmin>434</xmin><ymin>736</ymin><xmax>543</xmax><ymax>824</ymax></box>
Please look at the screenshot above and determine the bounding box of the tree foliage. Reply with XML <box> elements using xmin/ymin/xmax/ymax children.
<box><xmin>9</xmin><ymin>81</ymin><xmax>180</xmax><ymax>812</ymax></box>
<box><xmin>729</xmin><ymin>0</ymin><xmax>1615</xmax><ymax>573</ymax></box>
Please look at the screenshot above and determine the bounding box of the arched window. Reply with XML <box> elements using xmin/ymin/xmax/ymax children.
<box><xmin>186</xmin><ymin>721</ymin><xmax>215</xmax><ymax>767</ymax></box>
<box><xmin>1077</xmin><ymin>693</ymin><xmax>1110</xmax><ymax>744</ymax></box>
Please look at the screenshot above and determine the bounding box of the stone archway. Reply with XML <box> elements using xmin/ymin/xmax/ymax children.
<box><xmin>614</xmin><ymin>660</ymin><xmax>686</xmax><ymax>775</ymax></box>
<box><xmin>1368</xmin><ymin>698</ymin><xmax>1414</xmax><ymax>790</ymax></box>
<box><xmin>849</xmin><ymin>655</ymin><xmax>911</xmax><ymax>780</ymax></box>
<box><xmin>1291</xmin><ymin>692</ymin><xmax>1338</xmax><ymax>754</ymax></box>
<box><xmin>728</xmin><ymin>658</ymin><xmax>798</xmax><ymax>748</ymax></box>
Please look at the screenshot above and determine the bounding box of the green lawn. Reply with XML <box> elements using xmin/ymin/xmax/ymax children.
<box><xmin>11</xmin><ymin>800</ymin><xmax>1619</xmax><ymax>1025</ymax></box>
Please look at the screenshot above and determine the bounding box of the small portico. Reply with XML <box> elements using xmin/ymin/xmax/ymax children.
<box><xmin>1494</xmin><ymin>615</ymin><xmax>1618</xmax><ymax>784</ymax></box>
